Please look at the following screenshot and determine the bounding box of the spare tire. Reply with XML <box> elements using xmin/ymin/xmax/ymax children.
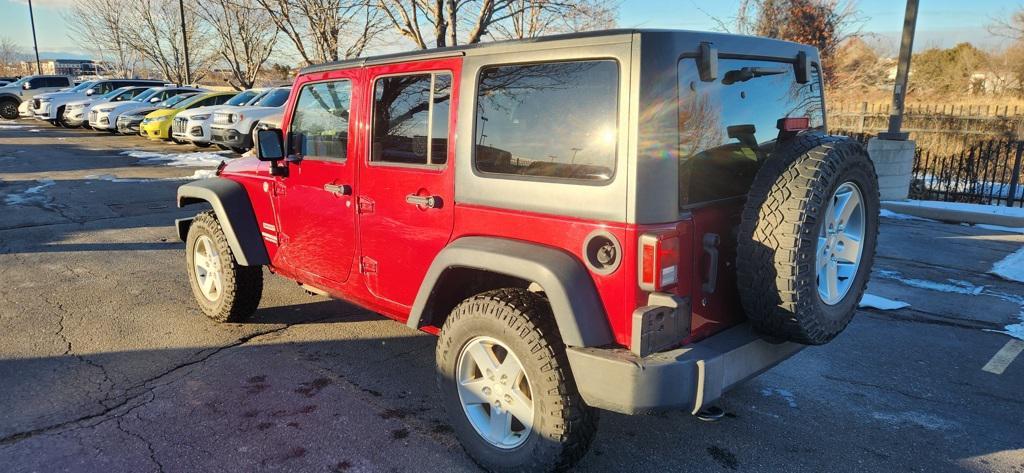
<box><xmin>737</xmin><ymin>134</ymin><xmax>879</xmax><ymax>345</ymax></box>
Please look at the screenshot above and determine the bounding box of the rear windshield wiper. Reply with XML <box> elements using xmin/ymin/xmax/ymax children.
<box><xmin>722</xmin><ymin>67</ymin><xmax>788</xmax><ymax>85</ymax></box>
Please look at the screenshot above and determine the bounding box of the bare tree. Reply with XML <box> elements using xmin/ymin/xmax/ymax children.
<box><xmin>989</xmin><ymin>6</ymin><xmax>1024</xmax><ymax>40</ymax></box>
<box><xmin>196</xmin><ymin>0</ymin><xmax>278</xmax><ymax>89</ymax></box>
<box><xmin>122</xmin><ymin>0</ymin><xmax>216</xmax><ymax>84</ymax></box>
<box><xmin>724</xmin><ymin>0</ymin><xmax>863</xmax><ymax>87</ymax></box>
<box><xmin>0</xmin><ymin>36</ymin><xmax>23</xmax><ymax>76</ymax></box>
<box><xmin>377</xmin><ymin>0</ymin><xmax>617</xmax><ymax>50</ymax></box>
<box><xmin>65</xmin><ymin>0</ymin><xmax>142</xmax><ymax>78</ymax></box>
<box><xmin>254</xmin><ymin>0</ymin><xmax>386</xmax><ymax>65</ymax></box>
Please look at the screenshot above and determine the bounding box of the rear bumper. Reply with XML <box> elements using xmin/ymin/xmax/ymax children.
<box><xmin>566</xmin><ymin>323</ymin><xmax>804</xmax><ymax>415</ymax></box>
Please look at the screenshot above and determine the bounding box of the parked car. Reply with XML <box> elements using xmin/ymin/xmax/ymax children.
<box><xmin>132</xmin><ymin>93</ymin><xmax>199</xmax><ymax>136</ymax></box>
<box><xmin>62</xmin><ymin>86</ymin><xmax>152</xmax><ymax>128</ymax></box>
<box><xmin>116</xmin><ymin>106</ymin><xmax>162</xmax><ymax>135</ymax></box>
<box><xmin>32</xmin><ymin>78</ymin><xmax>168</xmax><ymax>126</ymax></box>
<box><xmin>209</xmin><ymin>87</ymin><xmax>289</xmax><ymax>153</ymax></box>
<box><xmin>138</xmin><ymin>91</ymin><xmax>237</xmax><ymax>142</ymax></box>
<box><xmin>175</xmin><ymin>30</ymin><xmax>881</xmax><ymax>472</ymax></box>
<box><xmin>171</xmin><ymin>88</ymin><xmax>265</xmax><ymax>147</ymax></box>
<box><xmin>90</xmin><ymin>86</ymin><xmax>204</xmax><ymax>132</ymax></box>
<box><xmin>0</xmin><ymin>75</ymin><xmax>74</xmax><ymax>119</ymax></box>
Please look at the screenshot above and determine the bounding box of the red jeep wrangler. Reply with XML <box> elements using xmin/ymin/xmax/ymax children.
<box><xmin>176</xmin><ymin>30</ymin><xmax>878</xmax><ymax>472</ymax></box>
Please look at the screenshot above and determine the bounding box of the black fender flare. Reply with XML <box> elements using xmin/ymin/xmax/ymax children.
<box><xmin>0</xmin><ymin>92</ymin><xmax>20</xmax><ymax>103</ymax></box>
<box><xmin>407</xmin><ymin>237</ymin><xmax>614</xmax><ymax>348</ymax></box>
<box><xmin>176</xmin><ymin>178</ymin><xmax>269</xmax><ymax>266</ymax></box>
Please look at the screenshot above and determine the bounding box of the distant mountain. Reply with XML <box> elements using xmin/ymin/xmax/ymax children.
<box><xmin>15</xmin><ymin>50</ymin><xmax>92</xmax><ymax>61</ymax></box>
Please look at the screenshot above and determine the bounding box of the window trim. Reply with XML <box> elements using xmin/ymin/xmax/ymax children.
<box><xmin>469</xmin><ymin>58</ymin><xmax>622</xmax><ymax>187</ymax></box>
<box><xmin>287</xmin><ymin>78</ymin><xmax>354</xmax><ymax>163</ymax></box>
<box><xmin>367</xmin><ymin>70</ymin><xmax>453</xmax><ymax>170</ymax></box>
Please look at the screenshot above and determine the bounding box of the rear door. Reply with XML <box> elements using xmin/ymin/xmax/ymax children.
<box><xmin>272</xmin><ymin>71</ymin><xmax>360</xmax><ymax>285</ymax></box>
<box><xmin>357</xmin><ymin>59</ymin><xmax>459</xmax><ymax>307</ymax></box>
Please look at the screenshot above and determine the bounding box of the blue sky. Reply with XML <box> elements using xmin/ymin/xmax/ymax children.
<box><xmin>0</xmin><ymin>0</ymin><xmax>1015</xmax><ymax>59</ymax></box>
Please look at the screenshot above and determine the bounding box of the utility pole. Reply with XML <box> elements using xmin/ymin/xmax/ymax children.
<box><xmin>879</xmin><ymin>0</ymin><xmax>919</xmax><ymax>140</ymax></box>
<box><xmin>178</xmin><ymin>0</ymin><xmax>191</xmax><ymax>85</ymax></box>
<box><xmin>28</xmin><ymin>0</ymin><xmax>41</xmax><ymax>75</ymax></box>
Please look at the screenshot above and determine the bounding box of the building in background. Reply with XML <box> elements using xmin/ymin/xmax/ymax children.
<box><xmin>17</xmin><ymin>59</ymin><xmax>104</xmax><ymax>77</ymax></box>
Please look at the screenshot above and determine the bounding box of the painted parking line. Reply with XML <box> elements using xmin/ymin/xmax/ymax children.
<box><xmin>982</xmin><ymin>339</ymin><xmax>1024</xmax><ymax>375</ymax></box>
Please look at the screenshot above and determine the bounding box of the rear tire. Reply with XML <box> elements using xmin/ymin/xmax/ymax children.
<box><xmin>185</xmin><ymin>211</ymin><xmax>263</xmax><ymax>322</ymax></box>
<box><xmin>737</xmin><ymin>135</ymin><xmax>879</xmax><ymax>345</ymax></box>
<box><xmin>436</xmin><ymin>288</ymin><xmax>597</xmax><ymax>473</ymax></box>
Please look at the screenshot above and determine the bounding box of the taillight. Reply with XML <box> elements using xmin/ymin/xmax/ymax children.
<box><xmin>638</xmin><ymin>231</ymin><xmax>679</xmax><ymax>292</ymax></box>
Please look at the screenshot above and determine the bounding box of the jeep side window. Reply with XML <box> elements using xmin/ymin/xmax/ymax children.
<box><xmin>473</xmin><ymin>60</ymin><xmax>618</xmax><ymax>182</ymax></box>
<box><xmin>371</xmin><ymin>72</ymin><xmax>451</xmax><ymax>166</ymax></box>
<box><xmin>290</xmin><ymin>80</ymin><xmax>351</xmax><ymax>161</ymax></box>
<box><xmin>677</xmin><ymin>58</ymin><xmax>824</xmax><ymax>207</ymax></box>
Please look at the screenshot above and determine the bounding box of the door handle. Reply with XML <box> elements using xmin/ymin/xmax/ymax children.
<box><xmin>323</xmin><ymin>183</ymin><xmax>351</xmax><ymax>196</ymax></box>
<box><xmin>405</xmin><ymin>194</ymin><xmax>440</xmax><ymax>208</ymax></box>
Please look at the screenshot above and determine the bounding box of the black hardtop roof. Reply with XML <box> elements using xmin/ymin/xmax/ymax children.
<box><xmin>299</xmin><ymin>28</ymin><xmax>813</xmax><ymax>75</ymax></box>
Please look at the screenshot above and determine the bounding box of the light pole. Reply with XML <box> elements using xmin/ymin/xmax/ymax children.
<box><xmin>28</xmin><ymin>0</ymin><xmax>41</xmax><ymax>75</ymax></box>
<box><xmin>178</xmin><ymin>0</ymin><xmax>191</xmax><ymax>85</ymax></box>
<box><xmin>879</xmin><ymin>0</ymin><xmax>919</xmax><ymax>140</ymax></box>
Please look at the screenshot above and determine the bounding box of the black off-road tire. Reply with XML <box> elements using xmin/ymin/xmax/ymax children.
<box><xmin>0</xmin><ymin>99</ymin><xmax>19</xmax><ymax>120</ymax></box>
<box><xmin>436</xmin><ymin>288</ymin><xmax>598</xmax><ymax>473</ymax></box>
<box><xmin>737</xmin><ymin>135</ymin><xmax>879</xmax><ymax>345</ymax></box>
<box><xmin>185</xmin><ymin>211</ymin><xmax>263</xmax><ymax>322</ymax></box>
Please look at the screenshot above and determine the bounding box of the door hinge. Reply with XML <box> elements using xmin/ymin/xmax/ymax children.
<box><xmin>357</xmin><ymin>196</ymin><xmax>374</xmax><ymax>214</ymax></box>
<box><xmin>360</xmin><ymin>256</ymin><xmax>378</xmax><ymax>274</ymax></box>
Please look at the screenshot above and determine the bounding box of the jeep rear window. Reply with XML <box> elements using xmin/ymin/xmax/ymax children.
<box><xmin>474</xmin><ymin>60</ymin><xmax>617</xmax><ymax>182</ymax></box>
<box><xmin>677</xmin><ymin>58</ymin><xmax>824</xmax><ymax>207</ymax></box>
<box><xmin>371</xmin><ymin>72</ymin><xmax>452</xmax><ymax>166</ymax></box>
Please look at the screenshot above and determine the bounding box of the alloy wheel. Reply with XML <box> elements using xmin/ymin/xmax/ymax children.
<box><xmin>816</xmin><ymin>182</ymin><xmax>866</xmax><ymax>305</ymax></box>
<box><xmin>456</xmin><ymin>336</ymin><xmax>535</xmax><ymax>449</ymax></box>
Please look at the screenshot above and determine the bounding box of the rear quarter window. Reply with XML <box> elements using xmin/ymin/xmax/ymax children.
<box><xmin>678</xmin><ymin>58</ymin><xmax>824</xmax><ymax>207</ymax></box>
<box><xmin>473</xmin><ymin>60</ymin><xmax>618</xmax><ymax>182</ymax></box>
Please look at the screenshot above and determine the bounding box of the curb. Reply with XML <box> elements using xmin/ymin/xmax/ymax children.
<box><xmin>881</xmin><ymin>201</ymin><xmax>1024</xmax><ymax>227</ymax></box>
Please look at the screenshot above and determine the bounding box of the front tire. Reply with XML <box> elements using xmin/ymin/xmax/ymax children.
<box><xmin>0</xmin><ymin>99</ymin><xmax>18</xmax><ymax>120</ymax></box>
<box><xmin>185</xmin><ymin>211</ymin><xmax>263</xmax><ymax>322</ymax></box>
<box><xmin>436</xmin><ymin>288</ymin><xmax>597</xmax><ymax>473</ymax></box>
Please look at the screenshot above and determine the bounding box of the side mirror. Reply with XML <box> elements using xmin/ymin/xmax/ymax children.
<box><xmin>22</xmin><ymin>83</ymin><xmax>31</xmax><ymax>90</ymax></box>
<box><xmin>256</xmin><ymin>128</ymin><xmax>284</xmax><ymax>161</ymax></box>
<box><xmin>149</xmin><ymin>97</ymin><xmax>160</xmax><ymax>103</ymax></box>
<box><xmin>85</xmin><ymin>88</ymin><xmax>95</xmax><ymax>96</ymax></box>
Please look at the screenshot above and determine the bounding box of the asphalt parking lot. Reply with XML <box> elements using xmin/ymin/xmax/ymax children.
<box><xmin>1</xmin><ymin>119</ymin><xmax>1023</xmax><ymax>473</ymax></box>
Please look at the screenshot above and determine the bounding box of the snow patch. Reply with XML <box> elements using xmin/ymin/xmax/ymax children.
<box><xmin>876</xmin><ymin>270</ymin><xmax>984</xmax><ymax>295</ymax></box>
<box><xmin>4</xmin><ymin>179</ymin><xmax>54</xmax><ymax>205</ymax></box>
<box><xmin>990</xmin><ymin>248</ymin><xmax>1024</xmax><ymax>284</ymax></box>
<box><xmin>122</xmin><ymin>150</ymin><xmax>229</xmax><ymax>167</ymax></box>
<box><xmin>0</xmin><ymin>124</ymin><xmax>27</xmax><ymax>130</ymax></box>
<box><xmin>879</xmin><ymin>209</ymin><xmax>935</xmax><ymax>222</ymax></box>
<box><xmin>975</xmin><ymin>223</ymin><xmax>1024</xmax><ymax>234</ymax></box>
<box><xmin>84</xmin><ymin>169</ymin><xmax>217</xmax><ymax>183</ymax></box>
<box><xmin>859</xmin><ymin>294</ymin><xmax>910</xmax><ymax>310</ymax></box>
<box><xmin>760</xmin><ymin>387</ymin><xmax>798</xmax><ymax>408</ymax></box>
<box><xmin>871</xmin><ymin>411</ymin><xmax>958</xmax><ymax>431</ymax></box>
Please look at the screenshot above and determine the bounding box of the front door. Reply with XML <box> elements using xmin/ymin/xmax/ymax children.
<box><xmin>357</xmin><ymin>59</ymin><xmax>460</xmax><ymax>307</ymax></box>
<box><xmin>273</xmin><ymin>73</ymin><xmax>360</xmax><ymax>284</ymax></box>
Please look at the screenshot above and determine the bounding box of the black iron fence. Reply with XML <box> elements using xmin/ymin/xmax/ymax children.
<box><xmin>832</xmin><ymin>131</ymin><xmax>1024</xmax><ymax>208</ymax></box>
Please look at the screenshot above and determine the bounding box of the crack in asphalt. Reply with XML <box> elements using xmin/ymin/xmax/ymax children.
<box><xmin>0</xmin><ymin>319</ymin><xmax>321</xmax><ymax>446</ymax></box>
<box><xmin>116</xmin><ymin>413</ymin><xmax>165</xmax><ymax>473</ymax></box>
<box><xmin>821</xmin><ymin>374</ymin><xmax>951</xmax><ymax>405</ymax></box>
<box><xmin>862</xmin><ymin>307</ymin><xmax>1001</xmax><ymax>331</ymax></box>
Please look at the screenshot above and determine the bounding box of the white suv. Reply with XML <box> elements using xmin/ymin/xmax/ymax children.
<box><xmin>89</xmin><ymin>86</ymin><xmax>204</xmax><ymax>132</ymax></box>
<box><xmin>209</xmin><ymin>87</ymin><xmax>290</xmax><ymax>152</ymax></box>
<box><xmin>171</xmin><ymin>88</ymin><xmax>265</xmax><ymax>147</ymax></box>
<box><xmin>33</xmin><ymin>79</ymin><xmax>167</xmax><ymax>126</ymax></box>
<box><xmin>62</xmin><ymin>86</ymin><xmax>153</xmax><ymax>128</ymax></box>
